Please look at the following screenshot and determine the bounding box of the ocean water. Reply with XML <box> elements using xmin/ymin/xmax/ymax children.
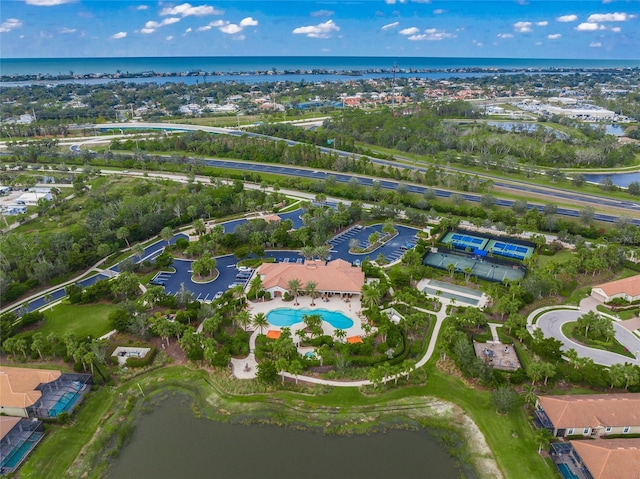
<box><xmin>2</xmin><ymin>56</ymin><xmax>639</xmax><ymax>77</ymax></box>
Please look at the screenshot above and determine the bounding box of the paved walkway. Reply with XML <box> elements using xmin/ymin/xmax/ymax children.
<box><xmin>488</xmin><ymin>323</ymin><xmax>502</xmax><ymax>342</ymax></box>
<box><xmin>529</xmin><ymin>298</ymin><xmax>640</xmax><ymax>367</ymax></box>
<box><xmin>233</xmin><ymin>295</ymin><xmax>451</xmax><ymax>386</ymax></box>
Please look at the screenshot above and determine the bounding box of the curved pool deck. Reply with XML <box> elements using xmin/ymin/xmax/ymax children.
<box><xmin>248</xmin><ymin>295</ymin><xmax>366</xmax><ymax>340</ymax></box>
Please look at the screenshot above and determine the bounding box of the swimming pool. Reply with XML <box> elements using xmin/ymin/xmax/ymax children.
<box><xmin>267</xmin><ymin>308</ymin><xmax>354</xmax><ymax>329</ymax></box>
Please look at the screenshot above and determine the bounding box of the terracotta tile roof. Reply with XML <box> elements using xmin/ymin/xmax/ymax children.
<box><xmin>0</xmin><ymin>366</ymin><xmax>61</xmax><ymax>409</ymax></box>
<box><xmin>538</xmin><ymin>394</ymin><xmax>640</xmax><ymax>429</ymax></box>
<box><xmin>258</xmin><ymin>259</ymin><xmax>365</xmax><ymax>294</ymax></box>
<box><xmin>347</xmin><ymin>336</ymin><xmax>363</xmax><ymax>344</ymax></box>
<box><xmin>261</xmin><ymin>214</ymin><xmax>281</xmax><ymax>223</ymax></box>
<box><xmin>571</xmin><ymin>438</ymin><xmax>640</xmax><ymax>479</ymax></box>
<box><xmin>594</xmin><ymin>275</ymin><xmax>640</xmax><ymax>297</ymax></box>
<box><xmin>0</xmin><ymin>416</ymin><xmax>22</xmax><ymax>440</ymax></box>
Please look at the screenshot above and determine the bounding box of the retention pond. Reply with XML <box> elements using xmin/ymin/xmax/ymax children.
<box><xmin>107</xmin><ymin>394</ymin><xmax>467</xmax><ymax>479</ymax></box>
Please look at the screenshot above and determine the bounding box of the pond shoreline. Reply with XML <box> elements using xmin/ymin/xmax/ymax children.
<box><xmin>65</xmin><ymin>367</ymin><xmax>501</xmax><ymax>479</ymax></box>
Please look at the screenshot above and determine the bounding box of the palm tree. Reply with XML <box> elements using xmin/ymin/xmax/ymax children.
<box><xmin>287</xmin><ymin>278</ymin><xmax>301</xmax><ymax>305</ymax></box>
<box><xmin>361</xmin><ymin>284</ymin><xmax>382</xmax><ymax>310</ymax></box>
<box><xmin>289</xmin><ymin>359</ymin><xmax>303</xmax><ymax>384</ymax></box>
<box><xmin>160</xmin><ymin>226</ymin><xmax>173</xmax><ymax>247</ymax></box>
<box><xmin>334</xmin><ymin>328</ymin><xmax>347</xmax><ymax>342</ymax></box>
<box><xmin>314</xmin><ymin>245</ymin><xmax>330</xmax><ymax>261</ymax></box>
<box><xmin>299</xmin><ymin>246</ymin><xmax>315</xmax><ymax>261</ymax></box>
<box><xmin>235</xmin><ymin>310</ymin><xmax>252</xmax><ymax>331</ymax></box>
<box><xmin>447</xmin><ymin>262</ymin><xmax>456</xmax><ymax>278</ymax></box>
<box><xmin>521</xmin><ymin>384</ymin><xmax>537</xmax><ymax>408</ymax></box>
<box><xmin>306</xmin><ymin>281</ymin><xmax>318</xmax><ymax>306</ymax></box>
<box><xmin>132</xmin><ymin>243</ymin><xmax>145</xmax><ymax>263</ymax></box>
<box><xmin>252</xmin><ymin>312</ymin><xmax>269</xmax><ymax>334</ymax></box>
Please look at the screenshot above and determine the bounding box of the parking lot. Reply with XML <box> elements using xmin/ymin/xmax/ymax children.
<box><xmin>13</xmin><ymin>212</ymin><xmax>419</xmax><ymax>312</ymax></box>
<box><xmin>328</xmin><ymin>224</ymin><xmax>418</xmax><ymax>264</ymax></box>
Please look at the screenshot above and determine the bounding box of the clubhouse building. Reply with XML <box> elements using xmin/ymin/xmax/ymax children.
<box><xmin>256</xmin><ymin>259</ymin><xmax>365</xmax><ymax>298</ymax></box>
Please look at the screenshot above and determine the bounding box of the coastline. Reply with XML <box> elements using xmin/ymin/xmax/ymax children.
<box><xmin>2</xmin><ymin>55</ymin><xmax>639</xmax><ymax>83</ymax></box>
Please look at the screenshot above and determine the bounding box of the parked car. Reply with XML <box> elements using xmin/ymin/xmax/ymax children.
<box><xmin>214</xmin><ymin>291</ymin><xmax>224</xmax><ymax>300</ymax></box>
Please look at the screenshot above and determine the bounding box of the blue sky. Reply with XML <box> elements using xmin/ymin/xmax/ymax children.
<box><xmin>1</xmin><ymin>1</ymin><xmax>639</xmax><ymax>58</ymax></box>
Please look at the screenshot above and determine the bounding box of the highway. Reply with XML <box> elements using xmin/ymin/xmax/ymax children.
<box><xmin>81</xmin><ymin>122</ymin><xmax>640</xmax><ymax>224</ymax></box>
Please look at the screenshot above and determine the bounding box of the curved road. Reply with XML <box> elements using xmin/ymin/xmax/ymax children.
<box><xmin>532</xmin><ymin>308</ymin><xmax>640</xmax><ymax>367</ymax></box>
<box><xmin>91</xmin><ymin>121</ymin><xmax>640</xmax><ymax>224</ymax></box>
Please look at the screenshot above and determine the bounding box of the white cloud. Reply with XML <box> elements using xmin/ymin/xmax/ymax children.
<box><xmin>590</xmin><ymin>41</ymin><xmax>602</xmax><ymax>47</ymax></box>
<box><xmin>576</xmin><ymin>22</ymin><xmax>599</xmax><ymax>31</ymax></box>
<box><xmin>587</xmin><ymin>12</ymin><xmax>635</xmax><ymax>22</ymax></box>
<box><xmin>185</xmin><ymin>27</ymin><xmax>192</xmax><ymax>33</ymax></box>
<box><xmin>547</xmin><ymin>33</ymin><xmax>561</xmax><ymax>39</ymax></box>
<box><xmin>433</xmin><ymin>9</ymin><xmax>446</xmax><ymax>14</ymax></box>
<box><xmin>556</xmin><ymin>14</ymin><xmax>578</xmax><ymax>22</ymax></box>
<box><xmin>60</xmin><ymin>27</ymin><xmax>76</xmax><ymax>33</ymax></box>
<box><xmin>513</xmin><ymin>21</ymin><xmax>532</xmax><ymax>33</ymax></box>
<box><xmin>292</xmin><ymin>19</ymin><xmax>340</xmax><ymax>39</ymax></box>
<box><xmin>497</xmin><ymin>33</ymin><xmax>514</xmax><ymax>39</ymax></box>
<box><xmin>411</xmin><ymin>0</ymin><xmax>431</xmax><ymax>3</ymax></box>
<box><xmin>239</xmin><ymin>17</ymin><xmax>258</xmax><ymax>27</ymax></box>
<box><xmin>233</xmin><ymin>34</ymin><xmax>245</xmax><ymax>41</ymax></box>
<box><xmin>160</xmin><ymin>3</ymin><xmax>222</xmax><ymax>17</ymax></box>
<box><xmin>197</xmin><ymin>25</ymin><xmax>211</xmax><ymax>31</ymax></box>
<box><xmin>111</xmin><ymin>31</ymin><xmax>127</xmax><ymax>39</ymax></box>
<box><xmin>381</xmin><ymin>21</ymin><xmax>400</xmax><ymax>30</ymax></box>
<box><xmin>136</xmin><ymin>5</ymin><xmax>148</xmax><ymax>10</ymax></box>
<box><xmin>408</xmin><ymin>28</ymin><xmax>455</xmax><ymax>41</ymax></box>
<box><xmin>166</xmin><ymin>35</ymin><xmax>174</xmax><ymax>41</ymax></box>
<box><xmin>311</xmin><ymin>10</ymin><xmax>334</xmax><ymax>17</ymax></box>
<box><xmin>219</xmin><ymin>23</ymin><xmax>241</xmax><ymax>34</ymax></box>
<box><xmin>23</xmin><ymin>0</ymin><xmax>75</xmax><ymax>5</ymax></box>
<box><xmin>141</xmin><ymin>17</ymin><xmax>180</xmax><ymax>34</ymax></box>
<box><xmin>611</xmin><ymin>26</ymin><xmax>621</xmax><ymax>32</ymax></box>
<box><xmin>0</xmin><ymin>18</ymin><xmax>23</xmax><ymax>33</ymax></box>
<box><xmin>536</xmin><ymin>21</ymin><xmax>548</xmax><ymax>26</ymax></box>
<box><xmin>399</xmin><ymin>26</ymin><xmax>420</xmax><ymax>35</ymax></box>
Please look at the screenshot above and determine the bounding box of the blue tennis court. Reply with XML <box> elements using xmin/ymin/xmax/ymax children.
<box><xmin>486</xmin><ymin>239</ymin><xmax>534</xmax><ymax>260</ymax></box>
<box><xmin>442</xmin><ymin>232</ymin><xmax>489</xmax><ymax>251</ymax></box>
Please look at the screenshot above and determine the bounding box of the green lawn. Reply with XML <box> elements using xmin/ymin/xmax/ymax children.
<box><xmin>39</xmin><ymin>303</ymin><xmax>117</xmax><ymax>338</ymax></box>
<box><xmin>423</xmin><ymin>366</ymin><xmax>557</xmax><ymax>479</ymax></box>
<box><xmin>561</xmin><ymin>321</ymin><xmax>635</xmax><ymax>359</ymax></box>
<box><xmin>18</xmin><ymin>387</ymin><xmax>116</xmax><ymax>479</ymax></box>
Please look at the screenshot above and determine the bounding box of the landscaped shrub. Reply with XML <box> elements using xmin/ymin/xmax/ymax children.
<box><xmin>125</xmin><ymin>347</ymin><xmax>157</xmax><ymax>368</ymax></box>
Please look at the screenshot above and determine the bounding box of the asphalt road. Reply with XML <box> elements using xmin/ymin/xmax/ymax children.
<box><xmin>93</xmin><ymin>122</ymin><xmax>640</xmax><ymax>224</ymax></box>
<box><xmin>535</xmin><ymin>309</ymin><xmax>640</xmax><ymax>367</ymax></box>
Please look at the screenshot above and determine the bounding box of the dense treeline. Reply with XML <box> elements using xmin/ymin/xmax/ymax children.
<box><xmin>0</xmin><ymin>177</ymin><xmax>272</xmax><ymax>303</ymax></box>
<box><xmin>244</xmin><ymin>102</ymin><xmax>637</xmax><ymax>169</ymax></box>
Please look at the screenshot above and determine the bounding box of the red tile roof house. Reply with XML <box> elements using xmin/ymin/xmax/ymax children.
<box><xmin>0</xmin><ymin>366</ymin><xmax>92</xmax><ymax>419</ymax></box>
<box><xmin>535</xmin><ymin>394</ymin><xmax>640</xmax><ymax>438</ymax></box>
<box><xmin>256</xmin><ymin>259</ymin><xmax>365</xmax><ymax>298</ymax></box>
<box><xmin>591</xmin><ymin>275</ymin><xmax>640</xmax><ymax>303</ymax></box>
<box><xmin>570</xmin><ymin>438</ymin><xmax>640</xmax><ymax>479</ymax></box>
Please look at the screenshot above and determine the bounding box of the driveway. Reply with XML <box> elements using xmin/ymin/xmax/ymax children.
<box><xmin>533</xmin><ymin>309</ymin><xmax>640</xmax><ymax>367</ymax></box>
